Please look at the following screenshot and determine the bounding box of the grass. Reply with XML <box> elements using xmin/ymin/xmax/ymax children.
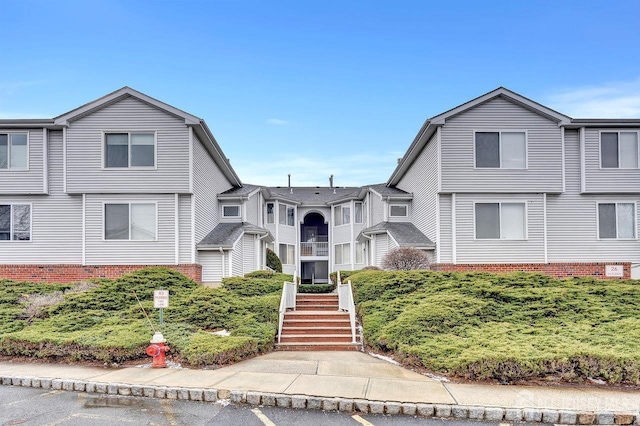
<box><xmin>0</xmin><ymin>268</ymin><xmax>290</xmax><ymax>367</ymax></box>
<box><xmin>349</xmin><ymin>270</ymin><xmax>640</xmax><ymax>385</ymax></box>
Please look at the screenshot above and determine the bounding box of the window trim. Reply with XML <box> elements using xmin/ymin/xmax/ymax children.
<box><xmin>0</xmin><ymin>132</ymin><xmax>30</xmax><ymax>171</ymax></box>
<box><xmin>596</xmin><ymin>201</ymin><xmax>637</xmax><ymax>240</ymax></box>
<box><xmin>473</xmin><ymin>130</ymin><xmax>528</xmax><ymax>169</ymax></box>
<box><xmin>102</xmin><ymin>201</ymin><xmax>158</xmax><ymax>241</ymax></box>
<box><xmin>354</xmin><ymin>202</ymin><xmax>363</xmax><ymax>224</ymax></box>
<box><xmin>473</xmin><ymin>201</ymin><xmax>528</xmax><ymax>240</ymax></box>
<box><xmin>0</xmin><ymin>203</ymin><xmax>33</xmax><ymax>242</ymax></box>
<box><xmin>222</xmin><ymin>204</ymin><xmax>241</xmax><ymax>218</ymax></box>
<box><xmin>389</xmin><ymin>204</ymin><xmax>408</xmax><ymax>218</ymax></box>
<box><xmin>599</xmin><ymin>130</ymin><xmax>640</xmax><ymax>169</ymax></box>
<box><xmin>102</xmin><ymin>131</ymin><xmax>158</xmax><ymax>170</ymax></box>
<box><xmin>335</xmin><ymin>205</ymin><xmax>351</xmax><ymax>227</ymax></box>
<box><xmin>266</xmin><ymin>202</ymin><xmax>275</xmax><ymax>224</ymax></box>
<box><xmin>278</xmin><ymin>204</ymin><xmax>295</xmax><ymax>227</ymax></box>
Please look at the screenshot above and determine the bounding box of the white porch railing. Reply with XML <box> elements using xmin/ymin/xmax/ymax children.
<box><xmin>337</xmin><ymin>273</ymin><xmax>357</xmax><ymax>344</ymax></box>
<box><xmin>277</xmin><ymin>272</ymin><xmax>297</xmax><ymax>344</ymax></box>
<box><xmin>300</xmin><ymin>242</ymin><xmax>329</xmax><ymax>257</ymax></box>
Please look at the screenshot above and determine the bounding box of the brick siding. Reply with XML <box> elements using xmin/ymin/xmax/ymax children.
<box><xmin>0</xmin><ymin>264</ymin><xmax>202</xmax><ymax>284</ymax></box>
<box><xmin>431</xmin><ymin>262</ymin><xmax>631</xmax><ymax>279</ymax></box>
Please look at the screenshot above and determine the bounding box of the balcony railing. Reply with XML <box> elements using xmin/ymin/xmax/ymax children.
<box><xmin>300</xmin><ymin>242</ymin><xmax>329</xmax><ymax>257</ymax></box>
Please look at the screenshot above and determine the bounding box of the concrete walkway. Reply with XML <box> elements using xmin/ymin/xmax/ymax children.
<box><xmin>1</xmin><ymin>351</ymin><xmax>639</xmax><ymax>418</ymax></box>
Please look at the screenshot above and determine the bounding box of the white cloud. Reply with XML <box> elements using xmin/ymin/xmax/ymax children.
<box><xmin>265</xmin><ymin>118</ymin><xmax>289</xmax><ymax>125</ymax></box>
<box><xmin>545</xmin><ymin>78</ymin><xmax>640</xmax><ymax>118</ymax></box>
<box><xmin>233</xmin><ymin>152</ymin><xmax>401</xmax><ymax>187</ymax></box>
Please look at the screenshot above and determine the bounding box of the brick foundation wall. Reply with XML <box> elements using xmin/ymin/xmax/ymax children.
<box><xmin>431</xmin><ymin>262</ymin><xmax>631</xmax><ymax>280</ymax></box>
<box><xmin>0</xmin><ymin>264</ymin><xmax>203</xmax><ymax>284</ymax></box>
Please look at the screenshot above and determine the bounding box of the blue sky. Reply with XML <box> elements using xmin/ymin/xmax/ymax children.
<box><xmin>1</xmin><ymin>0</ymin><xmax>639</xmax><ymax>186</ymax></box>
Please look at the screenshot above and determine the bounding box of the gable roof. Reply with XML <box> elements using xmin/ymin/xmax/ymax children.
<box><xmin>197</xmin><ymin>222</ymin><xmax>273</xmax><ymax>249</ymax></box>
<box><xmin>53</xmin><ymin>86</ymin><xmax>242</xmax><ymax>187</ymax></box>
<box><xmin>387</xmin><ymin>87</ymin><xmax>573</xmax><ymax>185</ymax></box>
<box><xmin>359</xmin><ymin>221</ymin><xmax>435</xmax><ymax>249</ymax></box>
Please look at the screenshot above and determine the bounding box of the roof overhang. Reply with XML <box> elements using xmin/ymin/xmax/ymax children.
<box><xmin>0</xmin><ymin>119</ymin><xmax>61</xmax><ymax>129</ymax></box>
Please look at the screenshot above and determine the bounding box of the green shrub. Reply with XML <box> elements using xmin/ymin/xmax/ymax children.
<box><xmin>179</xmin><ymin>331</ymin><xmax>257</xmax><ymax>366</ymax></box>
<box><xmin>329</xmin><ymin>270</ymin><xmax>362</xmax><ymax>284</ymax></box>
<box><xmin>298</xmin><ymin>283</ymin><xmax>336</xmax><ymax>293</ymax></box>
<box><xmin>266</xmin><ymin>248</ymin><xmax>282</xmax><ymax>273</ymax></box>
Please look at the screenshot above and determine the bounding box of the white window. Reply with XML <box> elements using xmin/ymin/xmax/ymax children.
<box><xmin>601</xmin><ymin>132</ymin><xmax>639</xmax><ymax>168</ymax></box>
<box><xmin>335</xmin><ymin>205</ymin><xmax>350</xmax><ymax>226</ymax></box>
<box><xmin>335</xmin><ymin>243</ymin><xmax>351</xmax><ymax>264</ymax></box>
<box><xmin>355</xmin><ymin>242</ymin><xmax>365</xmax><ymax>264</ymax></box>
<box><xmin>389</xmin><ymin>205</ymin><xmax>408</xmax><ymax>217</ymax></box>
<box><xmin>475</xmin><ymin>131</ymin><xmax>526</xmax><ymax>168</ymax></box>
<box><xmin>279</xmin><ymin>243</ymin><xmax>295</xmax><ymax>264</ymax></box>
<box><xmin>278</xmin><ymin>204</ymin><xmax>294</xmax><ymax>226</ymax></box>
<box><xmin>355</xmin><ymin>202</ymin><xmax>363</xmax><ymax>224</ymax></box>
<box><xmin>105</xmin><ymin>203</ymin><xmax>156</xmax><ymax>240</ymax></box>
<box><xmin>0</xmin><ymin>133</ymin><xmax>28</xmax><ymax>170</ymax></box>
<box><xmin>266</xmin><ymin>203</ymin><xmax>274</xmax><ymax>224</ymax></box>
<box><xmin>223</xmin><ymin>205</ymin><xmax>240</xmax><ymax>218</ymax></box>
<box><xmin>105</xmin><ymin>132</ymin><xmax>155</xmax><ymax>168</ymax></box>
<box><xmin>475</xmin><ymin>202</ymin><xmax>526</xmax><ymax>239</ymax></box>
<box><xmin>598</xmin><ymin>203</ymin><xmax>636</xmax><ymax>239</ymax></box>
<box><xmin>0</xmin><ymin>204</ymin><xmax>31</xmax><ymax>241</ymax></box>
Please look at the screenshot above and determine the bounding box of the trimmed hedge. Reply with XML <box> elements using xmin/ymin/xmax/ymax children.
<box><xmin>0</xmin><ymin>267</ymin><xmax>284</xmax><ymax>367</ymax></box>
<box><xmin>350</xmin><ymin>270</ymin><xmax>640</xmax><ymax>385</ymax></box>
<box><xmin>298</xmin><ymin>283</ymin><xmax>336</xmax><ymax>293</ymax></box>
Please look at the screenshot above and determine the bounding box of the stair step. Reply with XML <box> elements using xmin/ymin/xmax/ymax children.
<box><xmin>279</xmin><ymin>334</ymin><xmax>356</xmax><ymax>343</ymax></box>
<box><xmin>296</xmin><ymin>305</ymin><xmax>339</xmax><ymax>311</ymax></box>
<box><xmin>283</xmin><ymin>320</ymin><xmax>351</xmax><ymax>328</ymax></box>
<box><xmin>296</xmin><ymin>299</ymin><xmax>339</xmax><ymax>305</ymax></box>
<box><xmin>276</xmin><ymin>342</ymin><xmax>362</xmax><ymax>351</ymax></box>
<box><xmin>280</xmin><ymin>327</ymin><xmax>352</xmax><ymax>335</ymax></box>
<box><xmin>285</xmin><ymin>311</ymin><xmax>349</xmax><ymax>320</ymax></box>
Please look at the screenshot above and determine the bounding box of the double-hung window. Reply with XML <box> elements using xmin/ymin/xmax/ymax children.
<box><xmin>279</xmin><ymin>243</ymin><xmax>295</xmax><ymax>264</ymax></box>
<box><xmin>266</xmin><ymin>203</ymin><xmax>275</xmax><ymax>224</ymax></box>
<box><xmin>475</xmin><ymin>202</ymin><xmax>526</xmax><ymax>239</ymax></box>
<box><xmin>105</xmin><ymin>203</ymin><xmax>156</xmax><ymax>240</ymax></box>
<box><xmin>355</xmin><ymin>242</ymin><xmax>365</xmax><ymax>264</ymax></box>
<box><xmin>354</xmin><ymin>202</ymin><xmax>363</xmax><ymax>224</ymax></box>
<box><xmin>475</xmin><ymin>131</ymin><xmax>526</xmax><ymax>168</ymax></box>
<box><xmin>601</xmin><ymin>132</ymin><xmax>639</xmax><ymax>168</ymax></box>
<box><xmin>0</xmin><ymin>133</ymin><xmax>28</xmax><ymax>169</ymax></box>
<box><xmin>0</xmin><ymin>204</ymin><xmax>31</xmax><ymax>241</ymax></box>
<box><xmin>335</xmin><ymin>243</ymin><xmax>351</xmax><ymax>264</ymax></box>
<box><xmin>278</xmin><ymin>204</ymin><xmax>294</xmax><ymax>226</ymax></box>
<box><xmin>389</xmin><ymin>205</ymin><xmax>408</xmax><ymax>217</ymax></box>
<box><xmin>335</xmin><ymin>205</ymin><xmax>350</xmax><ymax>226</ymax></box>
<box><xmin>598</xmin><ymin>203</ymin><xmax>636</xmax><ymax>239</ymax></box>
<box><xmin>105</xmin><ymin>132</ymin><xmax>155</xmax><ymax>168</ymax></box>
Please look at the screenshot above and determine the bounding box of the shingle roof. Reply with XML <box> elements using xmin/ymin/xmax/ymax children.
<box><xmin>267</xmin><ymin>186</ymin><xmax>361</xmax><ymax>204</ymax></box>
<box><xmin>219</xmin><ymin>183</ymin><xmax>262</xmax><ymax>197</ymax></box>
<box><xmin>198</xmin><ymin>222</ymin><xmax>272</xmax><ymax>248</ymax></box>
<box><xmin>365</xmin><ymin>184</ymin><xmax>412</xmax><ymax>197</ymax></box>
<box><xmin>360</xmin><ymin>222</ymin><xmax>435</xmax><ymax>248</ymax></box>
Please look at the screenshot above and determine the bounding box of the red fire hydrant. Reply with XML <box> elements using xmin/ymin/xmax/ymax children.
<box><xmin>146</xmin><ymin>332</ymin><xmax>169</xmax><ymax>368</ymax></box>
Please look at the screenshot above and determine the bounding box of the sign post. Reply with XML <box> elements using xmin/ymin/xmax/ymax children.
<box><xmin>154</xmin><ymin>289</ymin><xmax>169</xmax><ymax>325</ymax></box>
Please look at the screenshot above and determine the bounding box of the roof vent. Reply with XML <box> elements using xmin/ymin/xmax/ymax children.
<box><xmin>397</xmin><ymin>158</ymin><xmax>402</xmax><ymax>164</ymax></box>
<box><xmin>329</xmin><ymin>175</ymin><xmax>334</xmax><ymax>188</ymax></box>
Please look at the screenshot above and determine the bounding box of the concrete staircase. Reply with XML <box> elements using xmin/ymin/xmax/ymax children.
<box><xmin>276</xmin><ymin>294</ymin><xmax>362</xmax><ymax>351</ymax></box>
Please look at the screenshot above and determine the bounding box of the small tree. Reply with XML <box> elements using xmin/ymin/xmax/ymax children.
<box><xmin>266</xmin><ymin>248</ymin><xmax>283</xmax><ymax>273</ymax></box>
<box><xmin>381</xmin><ymin>247</ymin><xmax>431</xmax><ymax>271</ymax></box>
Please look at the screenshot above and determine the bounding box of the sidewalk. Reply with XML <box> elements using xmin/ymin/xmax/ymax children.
<box><xmin>1</xmin><ymin>351</ymin><xmax>639</xmax><ymax>422</ymax></box>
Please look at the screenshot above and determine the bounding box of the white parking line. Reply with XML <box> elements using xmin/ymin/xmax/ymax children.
<box><xmin>352</xmin><ymin>414</ymin><xmax>375</xmax><ymax>426</ymax></box>
<box><xmin>251</xmin><ymin>407</ymin><xmax>277</xmax><ymax>426</ymax></box>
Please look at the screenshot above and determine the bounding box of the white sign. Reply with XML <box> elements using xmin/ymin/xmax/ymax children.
<box><xmin>154</xmin><ymin>290</ymin><xmax>169</xmax><ymax>308</ymax></box>
<box><xmin>605</xmin><ymin>265</ymin><xmax>624</xmax><ymax>277</ymax></box>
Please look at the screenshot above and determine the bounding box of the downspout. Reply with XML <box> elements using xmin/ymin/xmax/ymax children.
<box><xmin>219</xmin><ymin>247</ymin><xmax>225</xmax><ymax>279</ymax></box>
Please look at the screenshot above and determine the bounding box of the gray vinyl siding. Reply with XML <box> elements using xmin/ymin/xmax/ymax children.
<box><xmin>242</xmin><ymin>233</ymin><xmax>256</xmax><ymax>274</ymax></box>
<box><xmin>193</xmin><ymin>133</ymin><xmax>234</xmax><ymax>263</ymax></box>
<box><xmin>200</xmin><ymin>251</ymin><xmax>224</xmax><ymax>282</ymax></box>
<box><xmin>397</xmin><ymin>132</ymin><xmax>439</xmax><ymax>242</ymax></box>
<box><xmin>438</xmin><ymin>194</ymin><xmax>453</xmax><ymax>263</ymax></box>
<box><xmin>0</xmin><ymin>130</ymin><xmax>82</xmax><ymax>263</ymax></box>
<box><xmin>246</xmin><ymin>192</ymin><xmax>260</xmax><ymax>224</ymax></box>
<box><xmin>440</xmin><ymin>97</ymin><xmax>563</xmax><ymax>193</ymax></box>
<box><xmin>84</xmin><ymin>194</ymin><xmax>176</xmax><ymax>265</ymax></box>
<box><xmin>65</xmin><ymin>96</ymin><xmax>191</xmax><ymax>194</ymax></box>
<box><xmin>178</xmin><ymin>194</ymin><xmax>192</xmax><ymax>263</ymax></box>
<box><xmin>333</xmin><ymin>223</ymin><xmax>351</xmax><ymax>243</ymax></box>
<box><xmin>370</xmin><ymin>192</ymin><xmax>385</xmax><ymax>225</ymax></box>
<box><xmin>374</xmin><ymin>234</ymin><xmax>389</xmax><ymax>266</ymax></box>
<box><xmin>455</xmin><ymin>193</ymin><xmax>545</xmax><ymax>263</ymax></box>
<box><xmin>232</xmin><ymin>236</ymin><xmax>244</xmax><ymax>276</ymax></box>
<box><xmin>547</xmin><ymin>129</ymin><xmax>640</xmax><ymax>262</ymax></box>
<box><xmin>0</xmin><ymin>128</ymin><xmax>45</xmax><ymax>194</ymax></box>
<box><xmin>583</xmin><ymin>127</ymin><xmax>640</xmax><ymax>193</ymax></box>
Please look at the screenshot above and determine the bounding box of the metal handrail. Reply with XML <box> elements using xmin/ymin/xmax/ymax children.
<box><xmin>277</xmin><ymin>272</ymin><xmax>297</xmax><ymax>343</ymax></box>
<box><xmin>337</xmin><ymin>274</ymin><xmax>357</xmax><ymax>343</ymax></box>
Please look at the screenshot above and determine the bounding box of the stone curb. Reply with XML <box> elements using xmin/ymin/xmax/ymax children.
<box><xmin>1</xmin><ymin>374</ymin><xmax>637</xmax><ymax>424</ymax></box>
